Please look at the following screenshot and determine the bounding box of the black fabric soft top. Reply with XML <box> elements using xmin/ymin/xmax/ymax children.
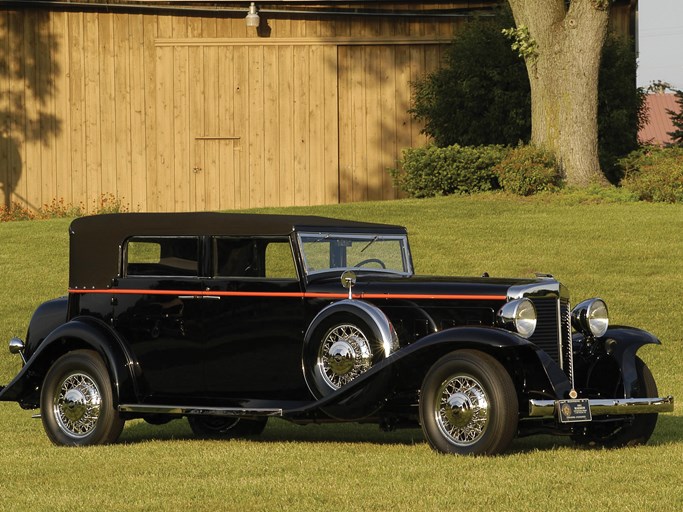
<box><xmin>68</xmin><ymin>212</ymin><xmax>407</xmax><ymax>289</ymax></box>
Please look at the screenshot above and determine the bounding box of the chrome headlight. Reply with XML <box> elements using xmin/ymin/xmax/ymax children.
<box><xmin>571</xmin><ymin>298</ymin><xmax>609</xmax><ymax>338</ymax></box>
<box><xmin>498</xmin><ymin>298</ymin><xmax>537</xmax><ymax>338</ymax></box>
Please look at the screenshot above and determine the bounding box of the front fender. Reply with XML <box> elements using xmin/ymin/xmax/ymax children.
<box><xmin>390</xmin><ymin>326</ymin><xmax>571</xmax><ymax>397</ymax></box>
<box><xmin>583</xmin><ymin>325</ymin><xmax>661</xmax><ymax>398</ymax></box>
<box><xmin>0</xmin><ymin>317</ymin><xmax>139</xmax><ymax>407</ymax></box>
<box><xmin>304</xmin><ymin>299</ymin><xmax>398</xmax><ymax>357</ymax></box>
<box><xmin>289</xmin><ymin>325</ymin><xmax>570</xmax><ymax>417</ymax></box>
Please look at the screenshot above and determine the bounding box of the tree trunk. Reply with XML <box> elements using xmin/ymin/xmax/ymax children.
<box><xmin>507</xmin><ymin>0</ymin><xmax>610</xmax><ymax>186</ymax></box>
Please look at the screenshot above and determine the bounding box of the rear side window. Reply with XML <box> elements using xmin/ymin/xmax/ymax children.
<box><xmin>125</xmin><ymin>237</ymin><xmax>200</xmax><ymax>277</ymax></box>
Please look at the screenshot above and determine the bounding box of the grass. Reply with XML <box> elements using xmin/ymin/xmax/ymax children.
<box><xmin>1</xmin><ymin>193</ymin><xmax>682</xmax><ymax>511</ymax></box>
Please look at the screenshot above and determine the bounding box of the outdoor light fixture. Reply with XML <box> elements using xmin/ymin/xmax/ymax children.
<box><xmin>245</xmin><ymin>2</ymin><xmax>260</xmax><ymax>27</ymax></box>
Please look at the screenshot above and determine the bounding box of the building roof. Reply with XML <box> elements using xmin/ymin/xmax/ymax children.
<box><xmin>639</xmin><ymin>93</ymin><xmax>679</xmax><ymax>146</ymax></box>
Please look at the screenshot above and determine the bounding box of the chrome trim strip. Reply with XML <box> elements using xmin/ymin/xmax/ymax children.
<box><xmin>528</xmin><ymin>396</ymin><xmax>674</xmax><ymax>418</ymax></box>
<box><xmin>555</xmin><ymin>300</ymin><xmax>564</xmax><ymax>372</ymax></box>
<box><xmin>119</xmin><ymin>404</ymin><xmax>283</xmax><ymax>417</ymax></box>
<box><xmin>560</xmin><ymin>299</ymin><xmax>575</xmax><ymax>391</ymax></box>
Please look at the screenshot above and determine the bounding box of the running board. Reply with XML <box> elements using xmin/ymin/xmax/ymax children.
<box><xmin>119</xmin><ymin>404</ymin><xmax>283</xmax><ymax>417</ymax></box>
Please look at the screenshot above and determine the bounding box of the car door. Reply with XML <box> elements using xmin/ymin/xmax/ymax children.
<box><xmin>111</xmin><ymin>236</ymin><xmax>206</xmax><ymax>401</ymax></box>
<box><xmin>201</xmin><ymin>236</ymin><xmax>309</xmax><ymax>401</ymax></box>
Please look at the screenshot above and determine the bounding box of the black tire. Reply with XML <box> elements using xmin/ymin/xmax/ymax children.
<box><xmin>304</xmin><ymin>313</ymin><xmax>385</xmax><ymax>398</ymax></box>
<box><xmin>419</xmin><ymin>350</ymin><xmax>518</xmax><ymax>455</ymax></box>
<box><xmin>187</xmin><ymin>416</ymin><xmax>268</xmax><ymax>439</ymax></box>
<box><xmin>40</xmin><ymin>349</ymin><xmax>124</xmax><ymax>446</ymax></box>
<box><xmin>573</xmin><ymin>357</ymin><xmax>659</xmax><ymax>448</ymax></box>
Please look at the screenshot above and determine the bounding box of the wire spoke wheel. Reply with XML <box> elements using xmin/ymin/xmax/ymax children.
<box><xmin>53</xmin><ymin>372</ymin><xmax>102</xmax><ymax>438</ymax></box>
<box><xmin>318</xmin><ymin>323</ymin><xmax>373</xmax><ymax>390</ymax></box>
<box><xmin>420</xmin><ymin>350</ymin><xmax>518</xmax><ymax>455</ymax></box>
<box><xmin>40</xmin><ymin>350</ymin><xmax>124</xmax><ymax>446</ymax></box>
<box><xmin>435</xmin><ymin>375</ymin><xmax>489</xmax><ymax>446</ymax></box>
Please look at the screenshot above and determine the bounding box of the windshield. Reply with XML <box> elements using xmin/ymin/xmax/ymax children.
<box><xmin>298</xmin><ymin>232</ymin><xmax>412</xmax><ymax>276</ymax></box>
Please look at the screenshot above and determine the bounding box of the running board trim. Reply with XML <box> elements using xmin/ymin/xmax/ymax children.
<box><xmin>118</xmin><ymin>404</ymin><xmax>283</xmax><ymax>417</ymax></box>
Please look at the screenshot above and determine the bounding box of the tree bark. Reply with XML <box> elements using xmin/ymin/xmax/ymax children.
<box><xmin>507</xmin><ymin>0</ymin><xmax>610</xmax><ymax>186</ymax></box>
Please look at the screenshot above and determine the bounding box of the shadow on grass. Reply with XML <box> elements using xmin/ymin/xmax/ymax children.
<box><xmin>119</xmin><ymin>417</ymin><xmax>426</xmax><ymax>448</ymax></box>
<box><xmin>117</xmin><ymin>412</ymin><xmax>682</xmax><ymax>453</ymax></box>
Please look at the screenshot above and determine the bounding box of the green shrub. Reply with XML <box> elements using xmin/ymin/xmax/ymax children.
<box><xmin>619</xmin><ymin>146</ymin><xmax>683</xmax><ymax>202</ymax></box>
<box><xmin>389</xmin><ymin>144</ymin><xmax>508</xmax><ymax>198</ymax></box>
<box><xmin>409</xmin><ymin>6</ymin><xmax>531</xmax><ymax>147</ymax></box>
<box><xmin>494</xmin><ymin>145</ymin><xmax>562</xmax><ymax>196</ymax></box>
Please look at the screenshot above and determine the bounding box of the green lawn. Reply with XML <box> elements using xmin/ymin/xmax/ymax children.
<box><xmin>1</xmin><ymin>193</ymin><xmax>681</xmax><ymax>511</ymax></box>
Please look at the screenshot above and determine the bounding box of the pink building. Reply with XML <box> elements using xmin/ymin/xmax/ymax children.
<box><xmin>639</xmin><ymin>93</ymin><xmax>679</xmax><ymax>146</ymax></box>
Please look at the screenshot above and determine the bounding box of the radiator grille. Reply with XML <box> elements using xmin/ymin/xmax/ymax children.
<box><xmin>529</xmin><ymin>298</ymin><xmax>573</xmax><ymax>380</ymax></box>
<box><xmin>529</xmin><ymin>298</ymin><xmax>561</xmax><ymax>362</ymax></box>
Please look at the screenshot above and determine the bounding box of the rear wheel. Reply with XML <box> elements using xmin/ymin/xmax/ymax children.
<box><xmin>419</xmin><ymin>350</ymin><xmax>518</xmax><ymax>455</ymax></box>
<box><xmin>187</xmin><ymin>416</ymin><xmax>268</xmax><ymax>439</ymax></box>
<box><xmin>40</xmin><ymin>350</ymin><xmax>124</xmax><ymax>446</ymax></box>
<box><xmin>572</xmin><ymin>357</ymin><xmax>659</xmax><ymax>447</ymax></box>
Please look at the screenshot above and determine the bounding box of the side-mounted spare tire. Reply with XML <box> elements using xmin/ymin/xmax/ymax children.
<box><xmin>303</xmin><ymin>300</ymin><xmax>398</xmax><ymax>408</ymax></box>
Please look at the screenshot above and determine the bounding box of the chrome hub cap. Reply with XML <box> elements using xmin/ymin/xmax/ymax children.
<box><xmin>53</xmin><ymin>373</ymin><xmax>102</xmax><ymax>438</ymax></box>
<box><xmin>319</xmin><ymin>324</ymin><xmax>372</xmax><ymax>389</ymax></box>
<box><xmin>327</xmin><ymin>341</ymin><xmax>357</xmax><ymax>376</ymax></box>
<box><xmin>435</xmin><ymin>375</ymin><xmax>489</xmax><ymax>446</ymax></box>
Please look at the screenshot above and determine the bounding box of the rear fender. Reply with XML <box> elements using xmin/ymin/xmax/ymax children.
<box><xmin>0</xmin><ymin>316</ymin><xmax>139</xmax><ymax>407</ymax></box>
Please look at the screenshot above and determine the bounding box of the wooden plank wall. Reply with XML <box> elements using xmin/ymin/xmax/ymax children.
<box><xmin>0</xmin><ymin>8</ymin><xmax>458</xmax><ymax>212</ymax></box>
<box><xmin>0</xmin><ymin>5</ymin><xmax>637</xmax><ymax>213</ymax></box>
<box><xmin>156</xmin><ymin>40</ymin><xmax>341</xmax><ymax>211</ymax></box>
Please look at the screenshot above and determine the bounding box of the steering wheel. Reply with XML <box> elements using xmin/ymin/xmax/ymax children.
<box><xmin>353</xmin><ymin>258</ymin><xmax>387</xmax><ymax>269</ymax></box>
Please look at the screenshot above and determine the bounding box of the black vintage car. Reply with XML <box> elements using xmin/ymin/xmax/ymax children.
<box><xmin>0</xmin><ymin>213</ymin><xmax>674</xmax><ymax>454</ymax></box>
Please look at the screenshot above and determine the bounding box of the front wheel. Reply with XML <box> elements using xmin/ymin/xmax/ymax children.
<box><xmin>40</xmin><ymin>350</ymin><xmax>124</xmax><ymax>446</ymax></box>
<box><xmin>572</xmin><ymin>357</ymin><xmax>659</xmax><ymax>448</ymax></box>
<box><xmin>419</xmin><ymin>350</ymin><xmax>518</xmax><ymax>455</ymax></box>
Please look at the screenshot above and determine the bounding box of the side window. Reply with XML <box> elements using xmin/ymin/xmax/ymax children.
<box><xmin>214</xmin><ymin>237</ymin><xmax>297</xmax><ymax>279</ymax></box>
<box><xmin>265</xmin><ymin>241</ymin><xmax>297</xmax><ymax>279</ymax></box>
<box><xmin>125</xmin><ymin>237</ymin><xmax>200</xmax><ymax>277</ymax></box>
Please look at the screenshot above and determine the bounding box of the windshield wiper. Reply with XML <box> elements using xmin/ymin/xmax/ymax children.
<box><xmin>360</xmin><ymin>236</ymin><xmax>378</xmax><ymax>253</ymax></box>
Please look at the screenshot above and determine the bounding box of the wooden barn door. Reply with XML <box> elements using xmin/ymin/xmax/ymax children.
<box><xmin>155</xmin><ymin>41</ymin><xmax>339</xmax><ymax>212</ymax></box>
<box><xmin>337</xmin><ymin>44</ymin><xmax>443</xmax><ymax>203</ymax></box>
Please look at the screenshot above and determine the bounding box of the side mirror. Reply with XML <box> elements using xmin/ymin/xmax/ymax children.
<box><xmin>340</xmin><ymin>270</ymin><xmax>357</xmax><ymax>299</ymax></box>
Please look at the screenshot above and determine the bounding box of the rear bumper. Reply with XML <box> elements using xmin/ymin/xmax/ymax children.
<box><xmin>528</xmin><ymin>395</ymin><xmax>674</xmax><ymax>418</ymax></box>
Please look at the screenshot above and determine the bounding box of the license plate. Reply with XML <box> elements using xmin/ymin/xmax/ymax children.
<box><xmin>557</xmin><ymin>399</ymin><xmax>592</xmax><ymax>423</ymax></box>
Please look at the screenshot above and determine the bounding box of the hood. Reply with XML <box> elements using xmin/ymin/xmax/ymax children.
<box><xmin>306</xmin><ymin>272</ymin><xmax>566</xmax><ymax>303</ymax></box>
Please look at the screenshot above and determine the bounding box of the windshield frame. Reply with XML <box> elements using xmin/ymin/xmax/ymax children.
<box><xmin>296</xmin><ymin>231</ymin><xmax>414</xmax><ymax>278</ymax></box>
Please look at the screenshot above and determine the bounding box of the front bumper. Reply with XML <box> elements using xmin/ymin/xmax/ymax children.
<box><xmin>528</xmin><ymin>395</ymin><xmax>674</xmax><ymax>419</ymax></box>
